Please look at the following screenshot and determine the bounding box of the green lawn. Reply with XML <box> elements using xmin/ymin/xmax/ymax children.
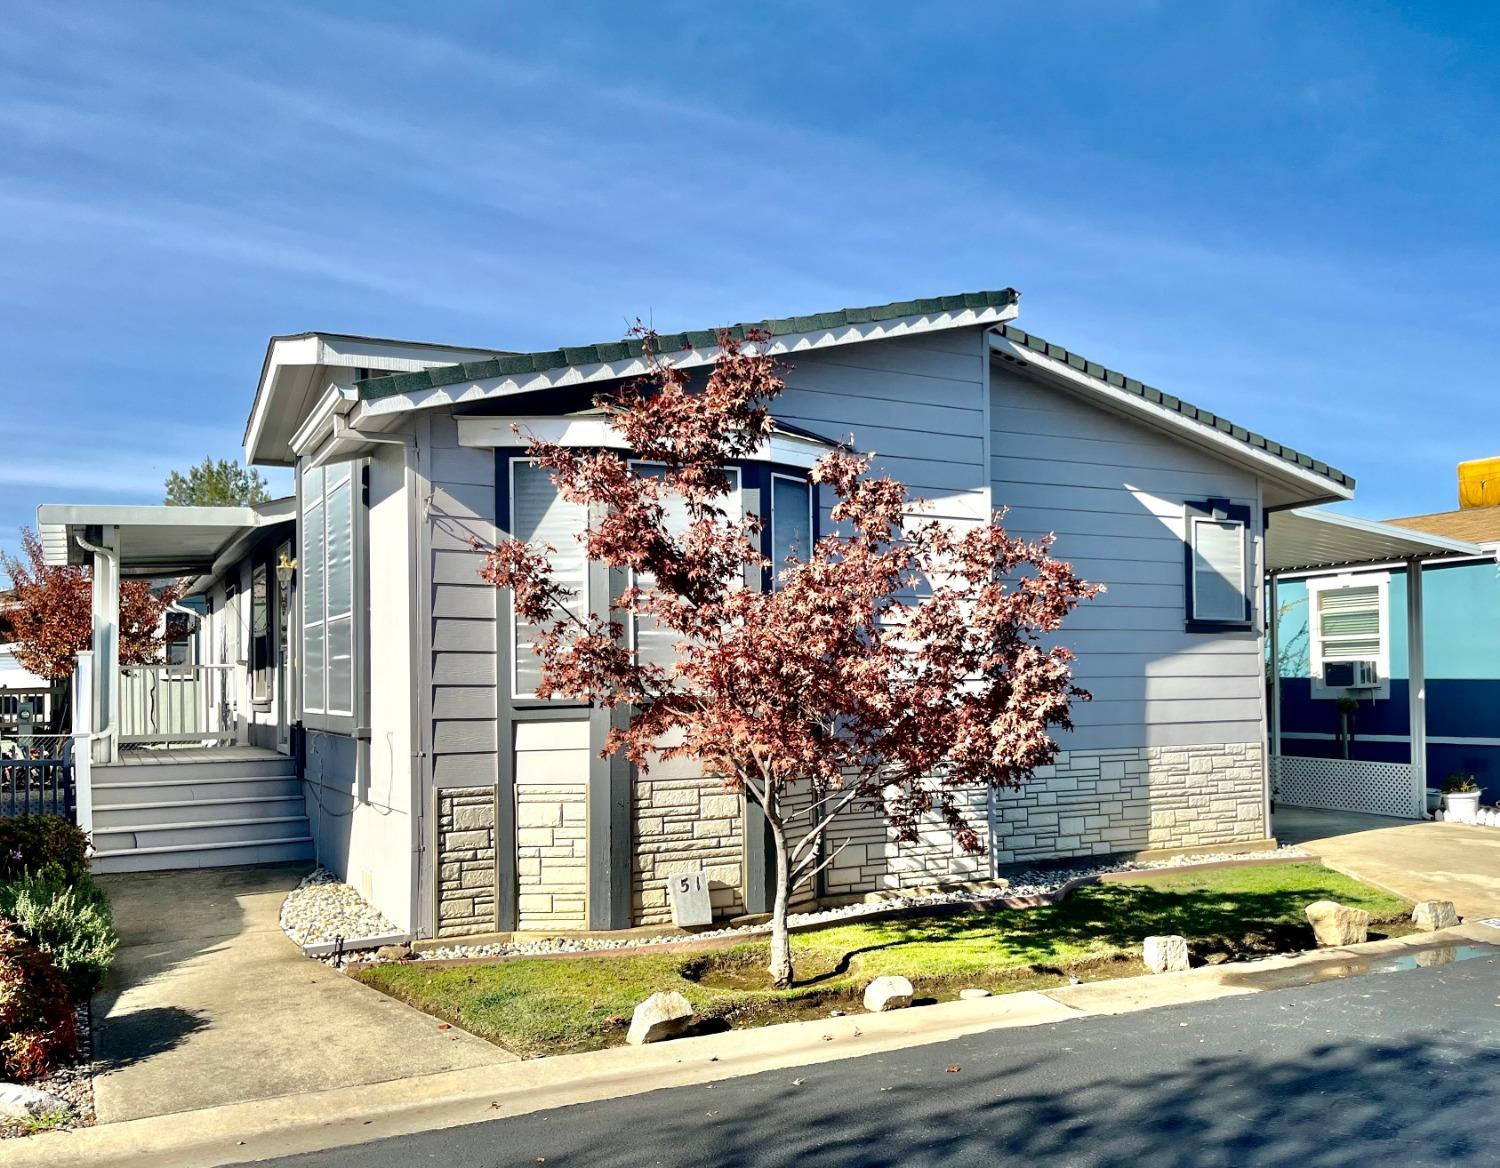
<box><xmin>357</xmin><ymin>862</ymin><xmax>1410</xmax><ymax>1057</ymax></box>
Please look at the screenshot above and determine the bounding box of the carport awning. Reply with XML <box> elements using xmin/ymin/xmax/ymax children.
<box><xmin>1268</xmin><ymin>506</ymin><xmax>1485</xmax><ymax>573</ymax></box>
<box><xmin>37</xmin><ymin>501</ymin><xmax>293</xmax><ymax>577</ymax></box>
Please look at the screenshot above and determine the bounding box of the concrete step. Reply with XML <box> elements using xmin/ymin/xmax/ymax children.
<box><xmin>94</xmin><ymin>816</ymin><xmax>312</xmax><ymax>853</ymax></box>
<box><xmin>90</xmin><ymin>837</ymin><xmax>315</xmax><ymax>874</ymax></box>
<box><xmin>90</xmin><ymin>773</ymin><xmax>304</xmax><ymax>808</ymax></box>
<box><xmin>92</xmin><ymin>794</ymin><xmax>310</xmax><ymax>830</ymax></box>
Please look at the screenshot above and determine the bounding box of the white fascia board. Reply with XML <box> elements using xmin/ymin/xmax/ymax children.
<box><xmin>356</xmin><ymin>304</ymin><xmax>1021</xmax><ymax>422</ymax></box>
<box><xmin>987</xmin><ymin>333</ymin><xmax>1352</xmax><ymax>505</ymax></box>
<box><xmin>244</xmin><ymin>334</ymin><xmax>322</xmax><ymax>453</ymax></box>
<box><xmin>246</xmin><ymin>332</ymin><xmax>506</xmax><ymax>464</ymax></box>
<box><xmin>457</xmin><ymin>416</ymin><xmax>833</xmax><ymax>469</ymax></box>
<box><xmin>36</xmin><ymin>503</ymin><xmax>263</xmax><ymax>528</ymax></box>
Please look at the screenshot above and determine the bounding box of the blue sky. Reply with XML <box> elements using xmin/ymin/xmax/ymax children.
<box><xmin>3</xmin><ymin>1</ymin><xmax>1498</xmax><ymax>563</ymax></box>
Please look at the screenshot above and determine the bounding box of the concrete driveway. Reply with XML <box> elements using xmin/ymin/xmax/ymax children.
<box><xmin>92</xmin><ymin>865</ymin><xmax>513</xmax><ymax>1124</ymax></box>
<box><xmin>1276</xmin><ymin>807</ymin><xmax>1500</xmax><ymax>921</ymax></box>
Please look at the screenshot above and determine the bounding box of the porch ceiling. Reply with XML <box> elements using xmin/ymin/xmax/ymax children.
<box><xmin>1267</xmin><ymin>506</ymin><xmax>1485</xmax><ymax>573</ymax></box>
<box><xmin>36</xmin><ymin>502</ymin><xmax>293</xmax><ymax>577</ymax></box>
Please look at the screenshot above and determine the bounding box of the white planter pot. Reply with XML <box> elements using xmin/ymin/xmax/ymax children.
<box><xmin>1444</xmin><ymin>791</ymin><xmax>1481</xmax><ymax>822</ymax></box>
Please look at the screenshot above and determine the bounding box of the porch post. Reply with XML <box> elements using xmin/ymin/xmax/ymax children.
<box><xmin>71</xmin><ymin>651</ymin><xmax>94</xmax><ymax>834</ymax></box>
<box><xmin>1267</xmin><ymin>569</ymin><xmax>1282</xmax><ymax>833</ymax></box>
<box><xmin>86</xmin><ymin>525</ymin><xmax>120</xmax><ymax>764</ymax></box>
<box><xmin>1405</xmin><ymin>557</ymin><xmax>1427</xmax><ymax>817</ymax></box>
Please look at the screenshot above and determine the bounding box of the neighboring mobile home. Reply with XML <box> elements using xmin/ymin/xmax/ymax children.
<box><xmin>42</xmin><ymin>288</ymin><xmax>1456</xmax><ymax>943</ymax></box>
<box><xmin>1272</xmin><ymin>493</ymin><xmax>1500</xmax><ymax>813</ymax></box>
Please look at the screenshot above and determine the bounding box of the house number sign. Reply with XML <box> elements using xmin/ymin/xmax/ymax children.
<box><xmin>668</xmin><ymin>868</ymin><xmax>713</xmax><ymax>927</ymax></box>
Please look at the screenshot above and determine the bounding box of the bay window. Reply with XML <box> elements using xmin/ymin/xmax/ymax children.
<box><xmin>301</xmin><ymin>460</ymin><xmax>362</xmax><ymax>729</ymax></box>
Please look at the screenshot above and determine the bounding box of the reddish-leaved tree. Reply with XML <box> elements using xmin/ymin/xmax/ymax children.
<box><xmin>2</xmin><ymin>528</ymin><xmax>175</xmax><ymax>684</ymax></box>
<box><xmin>480</xmin><ymin>329</ymin><xmax>1100</xmax><ymax>986</ymax></box>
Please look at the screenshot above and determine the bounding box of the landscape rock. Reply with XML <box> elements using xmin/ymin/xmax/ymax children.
<box><xmin>1305</xmin><ymin>900</ymin><xmax>1371</xmax><ymax>947</ymax></box>
<box><xmin>374</xmin><ymin>944</ymin><xmax>413</xmax><ymax>962</ymax></box>
<box><xmin>1411</xmin><ymin>900</ymin><xmax>1460</xmax><ymax>931</ymax></box>
<box><xmin>863</xmin><ymin>975</ymin><xmax>914</xmax><ymax>1012</ymax></box>
<box><xmin>959</xmin><ymin>988</ymin><xmax>992</xmax><ymax>1000</ymax></box>
<box><xmin>0</xmin><ymin>1082</ymin><xmax>67</xmax><ymax>1120</ymax></box>
<box><xmin>626</xmin><ymin>990</ymin><xmax>695</xmax><ymax>1045</ymax></box>
<box><xmin>1142</xmin><ymin>934</ymin><xmax>1191</xmax><ymax>973</ymax></box>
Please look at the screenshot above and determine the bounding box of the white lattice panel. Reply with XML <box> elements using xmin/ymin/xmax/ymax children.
<box><xmin>1274</xmin><ymin>756</ymin><xmax>1418</xmax><ymax>818</ymax></box>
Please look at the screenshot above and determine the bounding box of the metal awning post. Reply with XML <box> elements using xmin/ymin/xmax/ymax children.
<box><xmin>1406</xmin><ymin>557</ymin><xmax>1427</xmax><ymax>817</ymax></box>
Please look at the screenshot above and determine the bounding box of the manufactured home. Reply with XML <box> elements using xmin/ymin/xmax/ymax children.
<box><xmin>38</xmin><ymin>288</ymin><xmax>1474</xmax><ymax>942</ymax></box>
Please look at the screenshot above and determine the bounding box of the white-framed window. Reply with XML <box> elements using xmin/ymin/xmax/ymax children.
<box><xmin>1184</xmin><ymin>500</ymin><xmax>1253</xmax><ymax>629</ymax></box>
<box><xmin>301</xmin><ymin>461</ymin><xmax>358</xmax><ymax>723</ymax></box>
<box><xmin>1307</xmin><ymin>572</ymin><xmax>1390</xmax><ymax>699</ymax></box>
<box><xmin>769</xmin><ymin>472</ymin><xmax>814</xmax><ymax>590</ymax></box>
<box><xmin>629</xmin><ymin>462</ymin><xmax>742</xmax><ymax>672</ymax></box>
<box><xmin>509</xmin><ymin>459</ymin><xmax>589</xmax><ymax>700</ymax></box>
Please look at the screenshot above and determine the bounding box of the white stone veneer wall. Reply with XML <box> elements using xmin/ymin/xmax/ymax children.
<box><xmin>631</xmin><ymin>760</ymin><xmax>745</xmax><ymax>926</ymax></box>
<box><xmin>820</xmin><ymin>788</ymin><xmax>990</xmax><ymax>899</ymax></box>
<box><xmin>991</xmin><ymin>743</ymin><xmax>1266</xmax><ymax>864</ymax></box>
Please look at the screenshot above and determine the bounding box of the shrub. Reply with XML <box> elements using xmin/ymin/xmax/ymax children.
<box><xmin>0</xmin><ymin>921</ymin><xmax>76</xmax><ymax>1081</ymax></box>
<box><xmin>1442</xmin><ymin>773</ymin><xmax>1480</xmax><ymax>794</ymax></box>
<box><xmin>0</xmin><ymin>874</ymin><xmax>117</xmax><ymax>998</ymax></box>
<box><xmin>0</xmin><ymin>817</ymin><xmax>89</xmax><ymax>885</ymax></box>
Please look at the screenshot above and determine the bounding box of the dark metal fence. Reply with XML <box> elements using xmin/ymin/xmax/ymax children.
<box><xmin>0</xmin><ymin>734</ymin><xmax>74</xmax><ymax>821</ymax></box>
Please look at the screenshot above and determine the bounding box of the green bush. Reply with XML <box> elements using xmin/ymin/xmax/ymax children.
<box><xmin>0</xmin><ymin>817</ymin><xmax>90</xmax><ymax>885</ymax></box>
<box><xmin>0</xmin><ymin>875</ymin><xmax>116</xmax><ymax>998</ymax></box>
<box><xmin>0</xmin><ymin>921</ymin><xmax>76</xmax><ymax>1081</ymax></box>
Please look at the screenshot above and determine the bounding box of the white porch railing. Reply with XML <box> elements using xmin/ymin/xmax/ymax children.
<box><xmin>118</xmin><ymin>663</ymin><xmax>238</xmax><ymax>745</ymax></box>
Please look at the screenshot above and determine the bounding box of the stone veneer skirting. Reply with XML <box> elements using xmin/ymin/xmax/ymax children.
<box><xmin>435</xmin><ymin>787</ymin><xmax>499</xmax><ymax>938</ymax></box>
<box><xmin>991</xmin><ymin>743</ymin><xmax>1266</xmax><ymax>864</ymax></box>
<box><xmin>631</xmin><ymin>767</ymin><xmax>745</xmax><ymax>926</ymax></box>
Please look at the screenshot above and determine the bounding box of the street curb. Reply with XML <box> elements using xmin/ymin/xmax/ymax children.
<box><xmin>18</xmin><ymin>923</ymin><xmax>1498</xmax><ymax>1168</ymax></box>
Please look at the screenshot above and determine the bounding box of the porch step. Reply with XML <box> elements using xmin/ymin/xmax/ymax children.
<box><xmin>90</xmin><ymin>773</ymin><xmax>304</xmax><ymax>809</ymax></box>
<box><xmin>94</xmin><ymin>816</ymin><xmax>312</xmax><ymax>853</ymax></box>
<box><xmin>90</xmin><ymin>837</ymin><xmax>315</xmax><ymax>875</ymax></box>
<box><xmin>91</xmin><ymin>794</ymin><xmax>309</xmax><ymax>830</ymax></box>
<box><xmin>87</xmin><ymin>750</ymin><xmax>312</xmax><ymax>875</ymax></box>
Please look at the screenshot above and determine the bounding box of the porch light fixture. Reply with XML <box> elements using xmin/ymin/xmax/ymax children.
<box><xmin>276</xmin><ymin>552</ymin><xmax>297</xmax><ymax>587</ymax></box>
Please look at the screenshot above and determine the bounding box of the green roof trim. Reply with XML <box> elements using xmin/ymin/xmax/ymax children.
<box><xmin>995</xmin><ymin>324</ymin><xmax>1354</xmax><ymax>491</ymax></box>
<box><xmin>356</xmin><ymin>289</ymin><xmax>1019</xmax><ymax>401</ymax></box>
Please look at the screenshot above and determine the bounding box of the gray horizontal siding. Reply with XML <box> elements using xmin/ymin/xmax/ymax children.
<box><xmin>777</xmin><ymin>330</ymin><xmax>989</xmax><ymax>527</ymax></box>
<box><xmin>426</xmin><ymin>410</ymin><xmax>500</xmax><ymax>788</ymax></box>
<box><xmin>991</xmin><ymin>361</ymin><xmax>1264</xmax><ymax>750</ymax></box>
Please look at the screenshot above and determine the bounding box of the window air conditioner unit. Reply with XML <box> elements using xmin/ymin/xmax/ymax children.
<box><xmin>1323</xmin><ymin>660</ymin><xmax>1379</xmax><ymax>689</ymax></box>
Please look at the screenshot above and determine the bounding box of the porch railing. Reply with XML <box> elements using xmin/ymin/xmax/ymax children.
<box><xmin>0</xmin><ymin>733</ymin><xmax>74</xmax><ymax>820</ymax></box>
<box><xmin>118</xmin><ymin>663</ymin><xmax>238</xmax><ymax>745</ymax></box>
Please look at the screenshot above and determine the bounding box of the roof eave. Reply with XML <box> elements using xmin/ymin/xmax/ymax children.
<box><xmin>987</xmin><ymin>330</ymin><xmax>1353</xmax><ymax>505</ymax></box>
<box><xmin>354</xmin><ymin>296</ymin><xmax>1021</xmax><ymax>421</ymax></box>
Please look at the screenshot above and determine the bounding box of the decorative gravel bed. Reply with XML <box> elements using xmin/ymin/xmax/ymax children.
<box><xmin>377</xmin><ymin>846</ymin><xmax>1311</xmax><ymax>965</ymax></box>
<box><xmin>279</xmin><ymin>868</ymin><xmax>400</xmax><ymax>949</ymax></box>
<box><xmin>0</xmin><ymin>1003</ymin><xmax>94</xmax><ymax>1138</ymax></box>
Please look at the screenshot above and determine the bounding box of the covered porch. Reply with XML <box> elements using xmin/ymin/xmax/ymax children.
<box><xmin>1265</xmin><ymin>507</ymin><xmax>1487</xmax><ymax>823</ymax></box>
<box><xmin>37</xmin><ymin>501</ymin><xmax>311</xmax><ymax>872</ymax></box>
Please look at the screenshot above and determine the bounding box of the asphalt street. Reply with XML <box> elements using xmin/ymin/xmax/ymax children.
<box><xmin>256</xmin><ymin>949</ymin><xmax>1500</xmax><ymax>1168</ymax></box>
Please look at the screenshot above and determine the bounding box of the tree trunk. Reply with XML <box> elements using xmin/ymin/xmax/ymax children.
<box><xmin>766</xmin><ymin>809</ymin><xmax>795</xmax><ymax>988</ymax></box>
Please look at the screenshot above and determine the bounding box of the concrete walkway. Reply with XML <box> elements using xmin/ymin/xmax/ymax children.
<box><xmin>90</xmin><ymin>865</ymin><xmax>513</xmax><ymax>1124</ymax></box>
<box><xmin>1278</xmin><ymin>809</ymin><xmax>1500</xmax><ymax>920</ymax></box>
